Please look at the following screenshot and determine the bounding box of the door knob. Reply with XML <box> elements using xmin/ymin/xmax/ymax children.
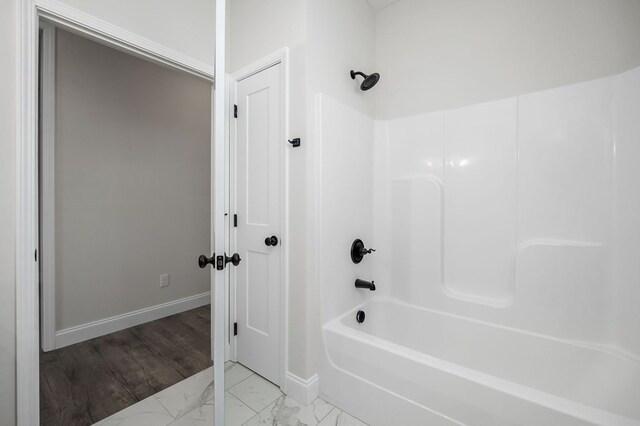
<box><xmin>265</xmin><ymin>236</ymin><xmax>279</xmax><ymax>246</ymax></box>
<box><xmin>225</xmin><ymin>252</ymin><xmax>242</xmax><ymax>266</ymax></box>
<box><xmin>199</xmin><ymin>252</ymin><xmax>241</xmax><ymax>269</ymax></box>
<box><xmin>198</xmin><ymin>253</ymin><xmax>215</xmax><ymax>268</ymax></box>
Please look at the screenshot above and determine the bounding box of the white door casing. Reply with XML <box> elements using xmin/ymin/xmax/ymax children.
<box><xmin>233</xmin><ymin>63</ymin><xmax>283</xmax><ymax>385</ymax></box>
<box><xmin>17</xmin><ymin>1</ymin><xmax>216</xmax><ymax>424</ymax></box>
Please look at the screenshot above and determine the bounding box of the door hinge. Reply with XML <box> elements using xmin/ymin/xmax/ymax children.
<box><xmin>233</xmin><ymin>322</ymin><xmax>238</xmax><ymax>336</ymax></box>
<box><xmin>34</xmin><ymin>249</ymin><xmax>38</xmax><ymax>262</ymax></box>
<box><xmin>233</xmin><ymin>214</ymin><xmax>238</xmax><ymax>227</ymax></box>
<box><xmin>234</xmin><ymin>104</ymin><xmax>238</xmax><ymax>118</ymax></box>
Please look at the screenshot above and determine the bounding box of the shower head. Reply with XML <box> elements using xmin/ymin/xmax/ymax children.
<box><xmin>350</xmin><ymin>70</ymin><xmax>380</xmax><ymax>91</ymax></box>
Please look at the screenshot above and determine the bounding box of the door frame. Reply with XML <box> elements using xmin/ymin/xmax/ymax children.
<box><xmin>227</xmin><ymin>49</ymin><xmax>290</xmax><ymax>388</ymax></box>
<box><xmin>17</xmin><ymin>1</ymin><xmax>215</xmax><ymax>424</ymax></box>
<box><xmin>38</xmin><ymin>20</ymin><xmax>56</xmax><ymax>352</ymax></box>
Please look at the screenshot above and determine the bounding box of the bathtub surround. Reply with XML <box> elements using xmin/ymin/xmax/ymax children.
<box><xmin>304</xmin><ymin>5</ymin><xmax>640</xmax><ymax>422</ymax></box>
<box><xmin>372</xmin><ymin>69</ymin><xmax>633</xmax><ymax>347</ymax></box>
<box><xmin>317</xmin><ymin>66</ymin><xmax>640</xmax><ymax>425</ymax></box>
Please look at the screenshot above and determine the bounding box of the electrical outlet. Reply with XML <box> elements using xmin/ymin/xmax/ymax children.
<box><xmin>160</xmin><ymin>274</ymin><xmax>169</xmax><ymax>288</ymax></box>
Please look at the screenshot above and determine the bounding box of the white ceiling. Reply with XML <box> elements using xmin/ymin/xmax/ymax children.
<box><xmin>366</xmin><ymin>0</ymin><xmax>401</xmax><ymax>11</ymax></box>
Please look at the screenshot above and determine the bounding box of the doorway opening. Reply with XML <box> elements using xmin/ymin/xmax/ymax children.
<box><xmin>37</xmin><ymin>22</ymin><xmax>213</xmax><ymax>425</ymax></box>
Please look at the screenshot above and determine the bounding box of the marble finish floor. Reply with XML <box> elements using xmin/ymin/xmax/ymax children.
<box><xmin>93</xmin><ymin>362</ymin><xmax>368</xmax><ymax>426</ymax></box>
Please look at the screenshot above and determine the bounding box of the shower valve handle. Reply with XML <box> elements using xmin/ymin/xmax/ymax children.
<box><xmin>351</xmin><ymin>239</ymin><xmax>375</xmax><ymax>264</ymax></box>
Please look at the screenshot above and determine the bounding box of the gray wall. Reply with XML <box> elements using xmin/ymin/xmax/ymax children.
<box><xmin>375</xmin><ymin>0</ymin><xmax>640</xmax><ymax>119</ymax></box>
<box><xmin>54</xmin><ymin>30</ymin><xmax>211</xmax><ymax>330</ymax></box>
<box><xmin>0</xmin><ymin>0</ymin><xmax>17</xmax><ymax>423</ymax></box>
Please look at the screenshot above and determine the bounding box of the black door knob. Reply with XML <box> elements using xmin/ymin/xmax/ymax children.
<box><xmin>225</xmin><ymin>252</ymin><xmax>241</xmax><ymax>266</ymax></box>
<box><xmin>265</xmin><ymin>236</ymin><xmax>279</xmax><ymax>246</ymax></box>
<box><xmin>198</xmin><ymin>253</ymin><xmax>215</xmax><ymax>268</ymax></box>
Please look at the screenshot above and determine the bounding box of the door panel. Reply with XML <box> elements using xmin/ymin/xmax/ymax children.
<box><xmin>247</xmin><ymin>250</ymin><xmax>269</xmax><ymax>334</ymax></box>
<box><xmin>235</xmin><ymin>63</ymin><xmax>282</xmax><ymax>385</ymax></box>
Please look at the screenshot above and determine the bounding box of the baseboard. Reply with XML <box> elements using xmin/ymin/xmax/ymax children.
<box><xmin>55</xmin><ymin>292</ymin><xmax>211</xmax><ymax>349</ymax></box>
<box><xmin>284</xmin><ymin>372</ymin><xmax>320</xmax><ymax>405</ymax></box>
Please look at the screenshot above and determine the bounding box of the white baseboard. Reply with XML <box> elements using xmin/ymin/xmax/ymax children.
<box><xmin>55</xmin><ymin>292</ymin><xmax>211</xmax><ymax>349</ymax></box>
<box><xmin>284</xmin><ymin>372</ymin><xmax>319</xmax><ymax>405</ymax></box>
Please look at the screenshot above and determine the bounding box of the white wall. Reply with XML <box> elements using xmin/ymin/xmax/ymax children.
<box><xmin>227</xmin><ymin>0</ymin><xmax>306</xmax><ymax>73</ymax></box>
<box><xmin>374</xmin><ymin>0</ymin><xmax>640</xmax><ymax>119</ymax></box>
<box><xmin>54</xmin><ymin>30</ymin><xmax>211</xmax><ymax>331</ymax></box>
<box><xmin>57</xmin><ymin>0</ymin><xmax>215</xmax><ymax>66</ymax></box>
<box><xmin>0</xmin><ymin>0</ymin><xmax>17</xmax><ymax>422</ymax></box>
<box><xmin>228</xmin><ymin>0</ymin><xmax>312</xmax><ymax>381</ymax></box>
<box><xmin>307</xmin><ymin>0</ymin><xmax>376</xmax><ymax>117</ymax></box>
<box><xmin>228</xmin><ymin>0</ymin><xmax>377</xmax><ymax>381</ymax></box>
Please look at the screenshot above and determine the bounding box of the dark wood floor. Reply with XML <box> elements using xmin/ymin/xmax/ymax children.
<box><xmin>40</xmin><ymin>304</ymin><xmax>212</xmax><ymax>426</ymax></box>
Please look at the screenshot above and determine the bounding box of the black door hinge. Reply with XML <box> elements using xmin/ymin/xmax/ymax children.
<box><xmin>234</xmin><ymin>104</ymin><xmax>238</xmax><ymax>118</ymax></box>
<box><xmin>35</xmin><ymin>249</ymin><xmax>38</xmax><ymax>262</ymax></box>
<box><xmin>233</xmin><ymin>322</ymin><xmax>238</xmax><ymax>336</ymax></box>
<box><xmin>233</xmin><ymin>214</ymin><xmax>238</xmax><ymax>227</ymax></box>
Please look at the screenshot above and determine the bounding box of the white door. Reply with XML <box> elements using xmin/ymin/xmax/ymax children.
<box><xmin>233</xmin><ymin>63</ymin><xmax>282</xmax><ymax>385</ymax></box>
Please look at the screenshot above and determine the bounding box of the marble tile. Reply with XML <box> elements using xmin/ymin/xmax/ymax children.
<box><xmin>309</xmin><ymin>399</ymin><xmax>335</xmax><ymax>422</ymax></box>
<box><xmin>244</xmin><ymin>396</ymin><xmax>334</xmax><ymax>426</ymax></box>
<box><xmin>225</xmin><ymin>392</ymin><xmax>258</xmax><ymax>425</ymax></box>
<box><xmin>155</xmin><ymin>367</ymin><xmax>214</xmax><ymax>419</ymax></box>
<box><xmin>168</xmin><ymin>393</ymin><xmax>255</xmax><ymax>426</ymax></box>
<box><xmin>225</xmin><ymin>361</ymin><xmax>254</xmax><ymax>389</ymax></box>
<box><xmin>93</xmin><ymin>396</ymin><xmax>174</xmax><ymax>426</ymax></box>
<box><xmin>317</xmin><ymin>408</ymin><xmax>368</xmax><ymax>426</ymax></box>
<box><xmin>96</xmin><ymin>363</ymin><xmax>362</xmax><ymax>426</ymax></box>
<box><xmin>168</xmin><ymin>400</ymin><xmax>214</xmax><ymax>426</ymax></box>
<box><xmin>228</xmin><ymin>373</ymin><xmax>283</xmax><ymax>412</ymax></box>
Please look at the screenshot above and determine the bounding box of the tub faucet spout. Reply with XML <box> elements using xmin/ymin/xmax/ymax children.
<box><xmin>355</xmin><ymin>279</ymin><xmax>376</xmax><ymax>291</ymax></box>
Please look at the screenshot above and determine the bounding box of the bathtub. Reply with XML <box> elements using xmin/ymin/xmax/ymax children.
<box><xmin>320</xmin><ymin>298</ymin><xmax>640</xmax><ymax>426</ymax></box>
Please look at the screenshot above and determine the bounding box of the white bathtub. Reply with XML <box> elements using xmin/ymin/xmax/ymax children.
<box><xmin>320</xmin><ymin>298</ymin><xmax>640</xmax><ymax>426</ymax></box>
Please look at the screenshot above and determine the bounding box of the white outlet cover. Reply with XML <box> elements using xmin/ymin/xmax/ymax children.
<box><xmin>160</xmin><ymin>274</ymin><xmax>169</xmax><ymax>288</ymax></box>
